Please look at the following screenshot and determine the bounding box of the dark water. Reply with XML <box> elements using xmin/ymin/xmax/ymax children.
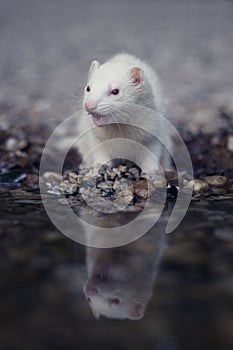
<box><xmin>0</xmin><ymin>188</ymin><xmax>233</xmax><ymax>350</ymax></box>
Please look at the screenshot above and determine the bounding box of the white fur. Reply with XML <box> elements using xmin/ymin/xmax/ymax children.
<box><xmin>76</xmin><ymin>53</ymin><xmax>171</xmax><ymax>171</ymax></box>
<box><xmin>83</xmin><ymin>223</ymin><xmax>166</xmax><ymax>320</ymax></box>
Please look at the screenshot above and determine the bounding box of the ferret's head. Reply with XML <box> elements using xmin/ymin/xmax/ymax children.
<box><xmin>83</xmin><ymin>59</ymin><xmax>144</xmax><ymax>127</ymax></box>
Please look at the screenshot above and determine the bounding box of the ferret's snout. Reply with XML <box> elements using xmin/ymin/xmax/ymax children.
<box><xmin>85</xmin><ymin>285</ymin><xmax>98</xmax><ymax>297</ymax></box>
<box><xmin>84</xmin><ymin>100</ymin><xmax>97</xmax><ymax>111</ymax></box>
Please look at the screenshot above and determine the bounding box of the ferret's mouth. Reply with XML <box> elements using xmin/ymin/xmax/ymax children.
<box><xmin>88</xmin><ymin>112</ymin><xmax>110</xmax><ymax>127</ymax></box>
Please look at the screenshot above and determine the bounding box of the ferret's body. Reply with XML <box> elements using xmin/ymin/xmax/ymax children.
<box><xmin>77</xmin><ymin>53</ymin><xmax>170</xmax><ymax>171</ymax></box>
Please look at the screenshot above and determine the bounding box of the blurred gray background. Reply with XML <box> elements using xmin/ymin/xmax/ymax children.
<box><xmin>0</xmin><ymin>0</ymin><xmax>233</xmax><ymax>132</ymax></box>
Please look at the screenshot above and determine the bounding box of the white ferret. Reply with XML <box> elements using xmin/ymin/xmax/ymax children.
<box><xmin>77</xmin><ymin>53</ymin><xmax>171</xmax><ymax>171</ymax></box>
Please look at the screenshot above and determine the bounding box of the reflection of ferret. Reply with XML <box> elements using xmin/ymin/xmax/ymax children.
<box><xmin>77</xmin><ymin>53</ymin><xmax>171</xmax><ymax>171</ymax></box>
<box><xmin>83</xmin><ymin>229</ymin><xmax>165</xmax><ymax>320</ymax></box>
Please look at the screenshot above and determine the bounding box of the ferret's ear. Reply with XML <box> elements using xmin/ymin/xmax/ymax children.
<box><xmin>128</xmin><ymin>66</ymin><xmax>143</xmax><ymax>87</ymax></box>
<box><xmin>88</xmin><ymin>60</ymin><xmax>100</xmax><ymax>79</ymax></box>
<box><xmin>128</xmin><ymin>301</ymin><xmax>145</xmax><ymax>320</ymax></box>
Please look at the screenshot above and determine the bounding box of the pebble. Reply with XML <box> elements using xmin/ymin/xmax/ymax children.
<box><xmin>85</xmin><ymin>168</ymin><xmax>100</xmax><ymax>177</ymax></box>
<box><xmin>151</xmin><ymin>177</ymin><xmax>167</xmax><ymax>189</ymax></box>
<box><xmin>114</xmin><ymin>188</ymin><xmax>134</xmax><ymax>208</ymax></box>
<box><xmin>104</xmin><ymin>169</ymin><xmax>117</xmax><ymax>181</ymax></box>
<box><xmin>187</xmin><ymin>179</ymin><xmax>209</xmax><ymax>193</ymax></box>
<box><xmin>43</xmin><ymin>172</ymin><xmax>62</xmax><ymax>185</ymax></box>
<box><xmin>134</xmin><ymin>178</ymin><xmax>148</xmax><ymax>199</ymax></box>
<box><xmin>113</xmin><ymin>178</ymin><xmax>132</xmax><ymax>191</ymax></box>
<box><xmin>204</xmin><ymin>175</ymin><xmax>228</xmax><ymax>188</ymax></box>
<box><xmin>68</xmin><ymin>172</ymin><xmax>79</xmax><ymax>183</ymax></box>
<box><xmin>128</xmin><ymin>167</ymin><xmax>140</xmax><ymax>180</ymax></box>
<box><xmin>97</xmin><ymin>180</ymin><xmax>114</xmax><ymax>193</ymax></box>
<box><xmin>60</xmin><ymin>180</ymin><xmax>78</xmax><ymax>195</ymax></box>
<box><xmin>116</xmin><ymin>164</ymin><xmax>127</xmax><ymax>173</ymax></box>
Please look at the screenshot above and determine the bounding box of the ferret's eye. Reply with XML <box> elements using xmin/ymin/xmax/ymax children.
<box><xmin>86</xmin><ymin>86</ymin><xmax>91</xmax><ymax>92</ymax></box>
<box><xmin>110</xmin><ymin>298</ymin><xmax>120</xmax><ymax>305</ymax></box>
<box><xmin>111</xmin><ymin>89</ymin><xmax>119</xmax><ymax>95</ymax></box>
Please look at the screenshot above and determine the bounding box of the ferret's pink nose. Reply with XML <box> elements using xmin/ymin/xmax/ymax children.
<box><xmin>85</xmin><ymin>101</ymin><xmax>97</xmax><ymax>111</ymax></box>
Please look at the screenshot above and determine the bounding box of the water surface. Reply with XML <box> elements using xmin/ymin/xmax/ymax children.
<box><xmin>0</xmin><ymin>188</ymin><xmax>232</xmax><ymax>350</ymax></box>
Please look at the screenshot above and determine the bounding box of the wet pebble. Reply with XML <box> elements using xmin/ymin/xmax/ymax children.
<box><xmin>114</xmin><ymin>188</ymin><xmax>134</xmax><ymax>208</ymax></box>
<box><xmin>151</xmin><ymin>176</ymin><xmax>167</xmax><ymax>189</ymax></box>
<box><xmin>187</xmin><ymin>179</ymin><xmax>209</xmax><ymax>193</ymax></box>
<box><xmin>97</xmin><ymin>180</ymin><xmax>114</xmax><ymax>191</ymax></box>
<box><xmin>59</xmin><ymin>180</ymin><xmax>78</xmax><ymax>195</ymax></box>
<box><xmin>43</xmin><ymin>172</ymin><xmax>62</xmax><ymax>186</ymax></box>
<box><xmin>133</xmin><ymin>178</ymin><xmax>148</xmax><ymax>199</ymax></box>
<box><xmin>128</xmin><ymin>167</ymin><xmax>140</xmax><ymax>180</ymax></box>
<box><xmin>204</xmin><ymin>175</ymin><xmax>228</xmax><ymax>188</ymax></box>
<box><xmin>113</xmin><ymin>178</ymin><xmax>132</xmax><ymax>192</ymax></box>
<box><xmin>104</xmin><ymin>169</ymin><xmax>117</xmax><ymax>181</ymax></box>
<box><xmin>67</xmin><ymin>172</ymin><xmax>79</xmax><ymax>184</ymax></box>
<box><xmin>116</xmin><ymin>164</ymin><xmax>127</xmax><ymax>173</ymax></box>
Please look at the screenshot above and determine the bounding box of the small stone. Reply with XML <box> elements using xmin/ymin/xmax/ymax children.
<box><xmin>96</xmin><ymin>180</ymin><xmax>113</xmax><ymax>190</ymax></box>
<box><xmin>113</xmin><ymin>178</ymin><xmax>132</xmax><ymax>192</ymax></box>
<box><xmin>115</xmin><ymin>188</ymin><xmax>134</xmax><ymax>208</ymax></box>
<box><xmin>97</xmin><ymin>180</ymin><xmax>114</xmax><ymax>193</ymax></box>
<box><xmin>112</xmin><ymin>167</ymin><xmax>121</xmax><ymax>177</ymax></box>
<box><xmin>227</xmin><ymin>135</ymin><xmax>233</xmax><ymax>152</ymax></box>
<box><xmin>78</xmin><ymin>167</ymin><xmax>90</xmax><ymax>175</ymax></box>
<box><xmin>99</xmin><ymin>164</ymin><xmax>111</xmax><ymax>175</ymax></box>
<box><xmin>151</xmin><ymin>177</ymin><xmax>167</xmax><ymax>189</ymax></box>
<box><xmin>187</xmin><ymin>179</ymin><xmax>209</xmax><ymax>193</ymax></box>
<box><xmin>43</xmin><ymin>171</ymin><xmax>62</xmax><ymax>185</ymax></box>
<box><xmin>60</xmin><ymin>180</ymin><xmax>78</xmax><ymax>194</ymax></box>
<box><xmin>105</xmin><ymin>169</ymin><xmax>117</xmax><ymax>180</ymax></box>
<box><xmin>68</xmin><ymin>172</ymin><xmax>79</xmax><ymax>183</ymax></box>
<box><xmin>79</xmin><ymin>187</ymin><xmax>91</xmax><ymax>196</ymax></box>
<box><xmin>134</xmin><ymin>178</ymin><xmax>148</xmax><ymax>199</ymax></box>
<box><xmin>128</xmin><ymin>167</ymin><xmax>140</xmax><ymax>180</ymax></box>
<box><xmin>117</xmin><ymin>164</ymin><xmax>127</xmax><ymax>173</ymax></box>
<box><xmin>204</xmin><ymin>175</ymin><xmax>228</xmax><ymax>187</ymax></box>
<box><xmin>85</xmin><ymin>180</ymin><xmax>96</xmax><ymax>188</ymax></box>
<box><xmin>85</xmin><ymin>168</ymin><xmax>100</xmax><ymax>177</ymax></box>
